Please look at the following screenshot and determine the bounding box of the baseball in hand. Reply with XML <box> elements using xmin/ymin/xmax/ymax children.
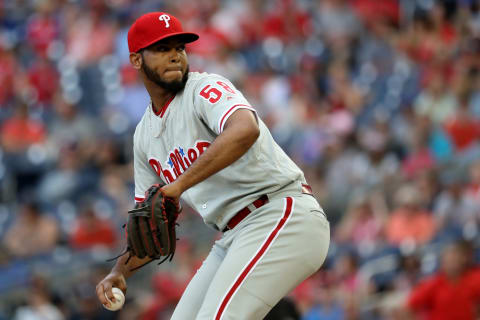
<box><xmin>104</xmin><ymin>287</ymin><xmax>125</xmax><ymax>311</ymax></box>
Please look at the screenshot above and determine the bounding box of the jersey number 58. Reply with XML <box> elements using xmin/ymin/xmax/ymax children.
<box><xmin>199</xmin><ymin>81</ymin><xmax>236</xmax><ymax>104</ymax></box>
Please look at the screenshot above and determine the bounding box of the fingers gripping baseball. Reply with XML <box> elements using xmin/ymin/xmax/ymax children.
<box><xmin>96</xmin><ymin>272</ymin><xmax>127</xmax><ymax>307</ymax></box>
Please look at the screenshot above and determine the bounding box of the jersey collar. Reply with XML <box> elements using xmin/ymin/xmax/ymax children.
<box><xmin>152</xmin><ymin>94</ymin><xmax>176</xmax><ymax>118</ymax></box>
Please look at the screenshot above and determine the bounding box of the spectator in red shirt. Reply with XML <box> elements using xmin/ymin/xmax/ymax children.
<box><xmin>262</xmin><ymin>0</ymin><xmax>312</xmax><ymax>43</ymax></box>
<box><xmin>444</xmin><ymin>92</ymin><xmax>480</xmax><ymax>152</ymax></box>
<box><xmin>407</xmin><ymin>240</ymin><xmax>480</xmax><ymax>320</ymax></box>
<box><xmin>0</xmin><ymin>100</ymin><xmax>47</xmax><ymax>153</ymax></box>
<box><xmin>64</xmin><ymin>4</ymin><xmax>115</xmax><ymax>66</ymax></box>
<box><xmin>0</xmin><ymin>47</ymin><xmax>17</xmax><ymax>106</ymax></box>
<box><xmin>385</xmin><ymin>184</ymin><xmax>436</xmax><ymax>246</ymax></box>
<box><xmin>26</xmin><ymin>0</ymin><xmax>58</xmax><ymax>57</ymax></box>
<box><xmin>27</xmin><ymin>56</ymin><xmax>59</xmax><ymax>106</ymax></box>
<box><xmin>69</xmin><ymin>203</ymin><xmax>117</xmax><ymax>250</ymax></box>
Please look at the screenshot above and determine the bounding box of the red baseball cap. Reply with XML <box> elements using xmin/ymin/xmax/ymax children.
<box><xmin>128</xmin><ymin>12</ymin><xmax>199</xmax><ymax>53</ymax></box>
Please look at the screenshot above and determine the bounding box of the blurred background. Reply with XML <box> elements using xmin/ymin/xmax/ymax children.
<box><xmin>0</xmin><ymin>0</ymin><xmax>480</xmax><ymax>319</ymax></box>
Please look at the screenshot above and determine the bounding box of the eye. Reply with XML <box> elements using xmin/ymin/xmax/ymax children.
<box><xmin>150</xmin><ymin>45</ymin><xmax>167</xmax><ymax>52</ymax></box>
<box><xmin>177</xmin><ymin>45</ymin><xmax>186</xmax><ymax>52</ymax></box>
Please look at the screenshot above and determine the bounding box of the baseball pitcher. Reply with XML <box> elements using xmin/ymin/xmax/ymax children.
<box><xmin>96</xmin><ymin>12</ymin><xmax>330</xmax><ymax>319</ymax></box>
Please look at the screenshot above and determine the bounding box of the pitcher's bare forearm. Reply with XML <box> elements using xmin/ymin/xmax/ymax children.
<box><xmin>112</xmin><ymin>254</ymin><xmax>152</xmax><ymax>278</ymax></box>
<box><xmin>174</xmin><ymin>109</ymin><xmax>259</xmax><ymax>193</ymax></box>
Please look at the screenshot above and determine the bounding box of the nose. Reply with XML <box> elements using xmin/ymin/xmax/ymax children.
<box><xmin>169</xmin><ymin>48</ymin><xmax>180</xmax><ymax>63</ymax></box>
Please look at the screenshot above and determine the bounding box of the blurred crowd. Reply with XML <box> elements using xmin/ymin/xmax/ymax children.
<box><xmin>1</xmin><ymin>0</ymin><xmax>480</xmax><ymax>319</ymax></box>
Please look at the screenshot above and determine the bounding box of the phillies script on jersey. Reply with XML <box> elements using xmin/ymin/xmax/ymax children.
<box><xmin>148</xmin><ymin>140</ymin><xmax>211</xmax><ymax>183</ymax></box>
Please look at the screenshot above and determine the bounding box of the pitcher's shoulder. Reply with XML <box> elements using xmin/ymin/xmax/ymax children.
<box><xmin>186</xmin><ymin>71</ymin><xmax>230</xmax><ymax>88</ymax></box>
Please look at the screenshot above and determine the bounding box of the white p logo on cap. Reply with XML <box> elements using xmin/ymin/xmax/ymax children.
<box><xmin>159</xmin><ymin>14</ymin><xmax>171</xmax><ymax>28</ymax></box>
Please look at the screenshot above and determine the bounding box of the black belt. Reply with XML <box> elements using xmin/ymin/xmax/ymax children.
<box><xmin>222</xmin><ymin>184</ymin><xmax>313</xmax><ymax>232</ymax></box>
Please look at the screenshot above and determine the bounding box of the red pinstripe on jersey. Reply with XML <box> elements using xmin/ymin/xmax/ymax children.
<box><xmin>214</xmin><ymin>197</ymin><xmax>294</xmax><ymax>320</ymax></box>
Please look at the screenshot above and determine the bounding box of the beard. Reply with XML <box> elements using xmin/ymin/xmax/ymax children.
<box><xmin>141</xmin><ymin>61</ymin><xmax>189</xmax><ymax>93</ymax></box>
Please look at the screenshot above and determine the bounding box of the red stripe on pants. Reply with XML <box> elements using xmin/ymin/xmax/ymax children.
<box><xmin>215</xmin><ymin>197</ymin><xmax>294</xmax><ymax>320</ymax></box>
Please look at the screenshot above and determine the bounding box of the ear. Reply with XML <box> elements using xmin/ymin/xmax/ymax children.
<box><xmin>129</xmin><ymin>52</ymin><xmax>142</xmax><ymax>70</ymax></box>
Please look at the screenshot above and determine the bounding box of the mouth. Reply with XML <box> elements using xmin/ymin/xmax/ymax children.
<box><xmin>164</xmin><ymin>68</ymin><xmax>183</xmax><ymax>79</ymax></box>
<box><xmin>165</xmin><ymin>66</ymin><xmax>183</xmax><ymax>73</ymax></box>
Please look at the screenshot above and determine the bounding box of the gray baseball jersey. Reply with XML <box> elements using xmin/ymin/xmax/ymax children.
<box><xmin>133</xmin><ymin>71</ymin><xmax>307</xmax><ymax>230</ymax></box>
